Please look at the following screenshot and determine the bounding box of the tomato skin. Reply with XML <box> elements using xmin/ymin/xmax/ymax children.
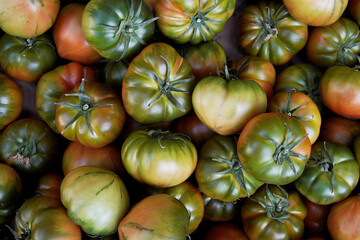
<box><xmin>202</xmin><ymin>192</ymin><xmax>237</xmax><ymax>222</ymax></box>
<box><xmin>118</xmin><ymin>194</ymin><xmax>189</xmax><ymax>240</ymax></box>
<box><xmin>320</xmin><ymin>65</ymin><xmax>360</xmax><ymax>119</ymax></box>
<box><xmin>36</xmin><ymin>62</ymin><xmax>98</xmax><ymax>133</ymax></box>
<box><xmin>121</xmin><ymin>129</ymin><xmax>197</xmax><ymax>188</ymax></box>
<box><xmin>283</xmin><ymin>0</ymin><xmax>348</xmax><ymax>26</ymax></box>
<box><xmin>327</xmin><ymin>194</ymin><xmax>360</xmax><ymax>240</ymax></box>
<box><xmin>203</xmin><ymin>223</ymin><xmax>249</xmax><ymax>240</ymax></box>
<box><xmin>0</xmin><ymin>33</ymin><xmax>57</xmax><ymax>83</ymax></box>
<box><xmin>349</xmin><ymin>0</ymin><xmax>360</xmax><ymax>25</ymax></box>
<box><xmin>0</xmin><ymin>73</ymin><xmax>22</xmax><ymax>131</ymax></box>
<box><xmin>238</xmin><ymin>0</ymin><xmax>308</xmax><ymax>65</ymax></box>
<box><xmin>303</xmin><ymin>197</ymin><xmax>331</xmax><ymax>235</ymax></box>
<box><xmin>61</xmin><ymin>166</ymin><xmax>130</xmax><ymax>236</ymax></box>
<box><xmin>52</xmin><ymin>3</ymin><xmax>102</xmax><ymax>65</ymax></box>
<box><xmin>35</xmin><ymin>173</ymin><xmax>62</xmax><ymax>200</ymax></box>
<box><xmin>154</xmin><ymin>0</ymin><xmax>229</xmax><ymax>44</ymax></box>
<box><xmin>306</xmin><ymin>18</ymin><xmax>360</xmax><ymax>68</ymax></box>
<box><xmin>0</xmin><ymin>0</ymin><xmax>60</xmax><ymax>38</ymax></box>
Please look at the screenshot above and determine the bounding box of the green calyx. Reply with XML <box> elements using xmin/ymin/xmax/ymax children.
<box><xmin>6</xmin><ymin>211</ymin><xmax>31</xmax><ymax>240</ymax></box>
<box><xmin>16</xmin><ymin>37</ymin><xmax>55</xmax><ymax>58</ymax></box>
<box><xmin>147</xmin><ymin>56</ymin><xmax>194</xmax><ymax>112</ymax></box>
<box><xmin>217</xmin><ymin>63</ymin><xmax>238</xmax><ymax>82</ymax></box>
<box><xmin>177</xmin><ymin>0</ymin><xmax>223</xmax><ymax>42</ymax></box>
<box><xmin>147</xmin><ymin>129</ymin><xmax>190</xmax><ymax>149</ymax></box>
<box><xmin>279</xmin><ymin>89</ymin><xmax>314</xmax><ymax>121</ymax></box>
<box><xmin>254</xmin><ymin>185</ymin><xmax>291</xmax><ymax>223</ymax></box>
<box><xmin>54</xmin><ymin>79</ymin><xmax>112</xmax><ymax>135</ymax></box>
<box><xmin>266</xmin><ymin>122</ymin><xmax>308</xmax><ymax>175</ymax></box>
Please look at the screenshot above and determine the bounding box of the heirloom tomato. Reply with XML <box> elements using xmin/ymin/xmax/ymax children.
<box><xmin>155</xmin><ymin>0</ymin><xmax>229</xmax><ymax>44</ymax></box>
<box><xmin>237</xmin><ymin>112</ymin><xmax>311</xmax><ymax>185</ymax></box>
<box><xmin>0</xmin><ymin>73</ymin><xmax>22</xmax><ymax>130</ymax></box>
<box><xmin>349</xmin><ymin>0</ymin><xmax>360</xmax><ymax>25</ymax></box>
<box><xmin>202</xmin><ymin>192</ymin><xmax>237</xmax><ymax>222</ymax></box>
<box><xmin>303</xmin><ymin>197</ymin><xmax>331</xmax><ymax>235</ymax></box>
<box><xmin>238</xmin><ymin>0</ymin><xmax>308</xmax><ymax>65</ymax></box>
<box><xmin>122</xmin><ymin>42</ymin><xmax>196</xmax><ymax>124</ymax></box>
<box><xmin>34</xmin><ymin>173</ymin><xmax>62</xmax><ymax>200</ymax></box>
<box><xmin>121</xmin><ymin>129</ymin><xmax>197</xmax><ymax>188</ymax></box>
<box><xmin>203</xmin><ymin>223</ymin><xmax>249</xmax><ymax>240</ymax></box>
<box><xmin>102</xmin><ymin>60</ymin><xmax>128</xmax><ymax>93</ymax></box>
<box><xmin>295</xmin><ymin>141</ymin><xmax>359</xmax><ymax>205</ymax></box>
<box><xmin>0</xmin><ymin>33</ymin><xmax>57</xmax><ymax>83</ymax></box>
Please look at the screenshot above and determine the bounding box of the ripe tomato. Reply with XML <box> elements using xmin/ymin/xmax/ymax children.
<box><xmin>203</xmin><ymin>223</ymin><xmax>249</xmax><ymax>240</ymax></box>
<box><xmin>349</xmin><ymin>0</ymin><xmax>360</xmax><ymax>25</ymax></box>
<box><xmin>303</xmin><ymin>197</ymin><xmax>331</xmax><ymax>235</ymax></box>
<box><xmin>202</xmin><ymin>192</ymin><xmax>238</xmax><ymax>222</ymax></box>
<box><xmin>34</xmin><ymin>173</ymin><xmax>62</xmax><ymax>200</ymax></box>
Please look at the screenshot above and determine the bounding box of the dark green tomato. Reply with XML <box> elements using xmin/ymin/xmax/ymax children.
<box><xmin>122</xmin><ymin>42</ymin><xmax>196</xmax><ymax>124</ymax></box>
<box><xmin>307</xmin><ymin>17</ymin><xmax>360</xmax><ymax>68</ymax></box>
<box><xmin>55</xmin><ymin>80</ymin><xmax>126</xmax><ymax>148</ymax></box>
<box><xmin>0</xmin><ymin>118</ymin><xmax>60</xmax><ymax>175</ymax></box>
<box><xmin>14</xmin><ymin>196</ymin><xmax>81</xmax><ymax>240</ymax></box>
<box><xmin>121</xmin><ymin>129</ymin><xmax>197</xmax><ymax>188</ymax></box>
<box><xmin>202</xmin><ymin>192</ymin><xmax>237</xmax><ymax>222</ymax></box>
<box><xmin>102</xmin><ymin>60</ymin><xmax>128</xmax><ymax>93</ymax></box>
<box><xmin>0</xmin><ymin>163</ymin><xmax>22</xmax><ymax>224</ymax></box>
<box><xmin>241</xmin><ymin>185</ymin><xmax>307</xmax><ymax>240</ymax></box>
<box><xmin>238</xmin><ymin>0</ymin><xmax>308</xmax><ymax>65</ymax></box>
<box><xmin>0</xmin><ymin>73</ymin><xmax>23</xmax><ymax>131</ymax></box>
<box><xmin>149</xmin><ymin>181</ymin><xmax>203</xmax><ymax>234</ymax></box>
<box><xmin>0</xmin><ymin>33</ymin><xmax>57</xmax><ymax>83</ymax></box>
<box><xmin>36</xmin><ymin>62</ymin><xmax>98</xmax><ymax>133</ymax></box>
<box><xmin>237</xmin><ymin>112</ymin><xmax>311</xmax><ymax>185</ymax></box>
<box><xmin>196</xmin><ymin>135</ymin><xmax>263</xmax><ymax>202</ymax></box>
<box><xmin>295</xmin><ymin>141</ymin><xmax>359</xmax><ymax>205</ymax></box>
<box><xmin>82</xmin><ymin>0</ymin><xmax>157</xmax><ymax>60</ymax></box>
<box><xmin>155</xmin><ymin>0</ymin><xmax>229</xmax><ymax>44</ymax></box>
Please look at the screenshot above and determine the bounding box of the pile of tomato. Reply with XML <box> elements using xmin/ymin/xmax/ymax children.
<box><xmin>0</xmin><ymin>0</ymin><xmax>360</xmax><ymax>239</ymax></box>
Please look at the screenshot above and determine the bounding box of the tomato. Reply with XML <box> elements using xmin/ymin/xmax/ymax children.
<box><xmin>349</xmin><ymin>0</ymin><xmax>360</xmax><ymax>25</ymax></box>
<box><xmin>55</xmin><ymin>80</ymin><xmax>126</xmax><ymax>148</ymax></box>
<box><xmin>227</xmin><ymin>0</ymin><xmax>236</xmax><ymax>19</ymax></box>
<box><xmin>327</xmin><ymin>194</ymin><xmax>360</xmax><ymax>240</ymax></box>
<box><xmin>354</xmin><ymin>136</ymin><xmax>360</xmax><ymax>163</ymax></box>
<box><xmin>61</xmin><ymin>166</ymin><xmax>130</xmax><ymax>236</ymax></box>
<box><xmin>0</xmin><ymin>33</ymin><xmax>57</xmax><ymax>83</ymax></box>
<box><xmin>303</xmin><ymin>197</ymin><xmax>331</xmax><ymax>235</ymax></box>
<box><xmin>274</xmin><ymin>63</ymin><xmax>325</xmax><ymax>115</ymax></box>
<box><xmin>196</xmin><ymin>135</ymin><xmax>263</xmax><ymax>202</ymax></box>
<box><xmin>82</xmin><ymin>0</ymin><xmax>157</xmax><ymax>60</ymax></box>
<box><xmin>267</xmin><ymin>90</ymin><xmax>321</xmax><ymax>145</ymax></box>
<box><xmin>0</xmin><ymin>0</ymin><xmax>60</xmax><ymax>38</ymax></box>
<box><xmin>241</xmin><ymin>185</ymin><xmax>307</xmax><ymax>240</ymax></box>
<box><xmin>283</xmin><ymin>0</ymin><xmax>347</xmax><ymax>26</ymax></box>
<box><xmin>118</xmin><ymin>194</ymin><xmax>189</xmax><ymax>240</ymax></box>
<box><xmin>34</xmin><ymin>173</ymin><xmax>62</xmax><ymax>200</ymax></box>
<box><xmin>122</xmin><ymin>42</ymin><xmax>196</xmax><ymax>124</ymax></box>
<box><xmin>0</xmin><ymin>163</ymin><xmax>22</xmax><ymax>224</ymax></box>
<box><xmin>203</xmin><ymin>223</ymin><xmax>249</xmax><ymax>240</ymax></box>
<box><xmin>237</xmin><ymin>112</ymin><xmax>311</xmax><ymax>185</ymax></box>
<box><xmin>36</xmin><ymin>62</ymin><xmax>98</xmax><ymax>133</ymax></box>
<box><xmin>230</xmin><ymin>55</ymin><xmax>276</xmax><ymax>101</ymax></box>
<box><xmin>192</xmin><ymin>66</ymin><xmax>267</xmax><ymax>136</ymax></box>
<box><xmin>180</xmin><ymin>40</ymin><xmax>226</xmax><ymax>82</ymax></box>
<box><xmin>62</xmin><ymin>141</ymin><xmax>123</xmax><ymax>176</ymax></box>
<box><xmin>295</xmin><ymin>141</ymin><xmax>359</xmax><ymax>205</ymax></box>
<box><xmin>306</xmin><ymin>18</ymin><xmax>360</xmax><ymax>68</ymax></box>
<box><xmin>121</xmin><ymin>129</ymin><xmax>197</xmax><ymax>188</ymax></box>
<box><xmin>13</xmin><ymin>196</ymin><xmax>81</xmax><ymax>240</ymax></box>
<box><xmin>202</xmin><ymin>192</ymin><xmax>237</xmax><ymax>222</ymax></box>
<box><xmin>154</xmin><ymin>0</ymin><xmax>229</xmax><ymax>44</ymax></box>
<box><xmin>319</xmin><ymin>115</ymin><xmax>360</xmax><ymax>148</ymax></box>
<box><xmin>52</xmin><ymin>3</ymin><xmax>102</xmax><ymax>65</ymax></box>
<box><xmin>149</xmin><ymin>181</ymin><xmax>204</xmax><ymax>234</ymax></box>
<box><xmin>0</xmin><ymin>118</ymin><xmax>60</xmax><ymax>175</ymax></box>
<box><xmin>0</xmin><ymin>73</ymin><xmax>22</xmax><ymax>131</ymax></box>
<box><xmin>238</xmin><ymin>0</ymin><xmax>308</xmax><ymax>65</ymax></box>
<box><xmin>102</xmin><ymin>60</ymin><xmax>128</xmax><ymax>93</ymax></box>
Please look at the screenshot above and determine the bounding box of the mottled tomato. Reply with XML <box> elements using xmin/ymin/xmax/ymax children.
<box><xmin>52</xmin><ymin>3</ymin><xmax>102</xmax><ymax>65</ymax></box>
<box><xmin>34</xmin><ymin>173</ymin><xmax>62</xmax><ymax>200</ymax></box>
<box><xmin>203</xmin><ymin>223</ymin><xmax>249</xmax><ymax>240</ymax></box>
<box><xmin>202</xmin><ymin>192</ymin><xmax>238</xmax><ymax>222</ymax></box>
<box><xmin>0</xmin><ymin>73</ymin><xmax>22</xmax><ymax>130</ymax></box>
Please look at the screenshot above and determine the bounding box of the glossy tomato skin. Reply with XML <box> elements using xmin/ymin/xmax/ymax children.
<box><xmin>155</xmin><ymin>0</ymin><xmax>229</xmax><ymax>44</ymax></box>
<box><xmin>118</xmin><ymin>194</ymin><xmax>189</xmax><ymax>240</ymax></box>
<box><xmin>36</xmin><ymin>62</ymin><xmax>98</xmax><ymax>133</ymax></box>
<box><xmin>121</xmin><ymin>129</ymin><xmax>197</xmax><ymax>188</ymax></box>
<box><xmin>238</xmin><ymin>0</ymin><xmax>308</xmax><ymax>65</ymax></box>
<box><xmin>61</xmin><ymin>166</ymin><xmax>130</xmax><ymax>236</ymax></box>
<box><xmin>327</xmin><ymin>194</ymin><xmax>360</xmax><ymax>240</ymax></box>
<box><xmin>0</xmin><ymin>33</ymin><xmax>57</xmax><ymax>83</ymax></box>
<box><xmin>295</xmin><ymin>141</ymin><xmax>359</xmax><ymax>205</ymax></box>
<box><xmin>82</xmin><ymin>0</ymin><xmax>157</xmax><ymax>60</ymax></box>
<box><xmin>0</xmin><ymin>118</ymin><xmax>60</xmax><ymax>175</ymax></box>
<box><xmin>306</xmin><ymin>18</ymin><xmax>360</xmax><ymax>68</ymax></box>
<box><xmin>0</xmin><ymin>73</ymin><xmax>22</xmax><ymax>131</ymax></box>
<box><xmin>0</xmin><ymin>0</ymin><xmax>60</xmax><ymax>38</ymax></box>
<box><xmin>34</xmin><ymin>173</ymin><xmax>62</xmax><ymax>200</ymax></box>
<box><xmin>196</xmin><ymin>135</ymin><xmax>263</xmax><ymax>202</ymax></box>
<box><xmin>203</xmin><ymin>223</ymin><xmax>249</xmax><ymax>240</ymax></box>
<box><xmin>202</xmin><ymin>192</ymin><xmax>237</xmax><ymax>222</ymax></box>
<box><xmin>283</xmin><ymin>0</ymin><xmax>348</xmax><ymax>26</ymax></box>
<box><xmin>303</xmin><ymin>197</ymin><xmax>331</xmax><ymax>235</ymax></box>
<box><xmin>102</xmin><ymin>60</ymin><xmax>128</xmax><ymax>93</ymax></box>
<box><xmin>52</xmin><ymin>3</ymin><xmax>102</xmax><ymax>65</ymax></box>
<box><xmin>237</xmin><ymin>112</ymin><xmax>311</xmax><ymax>185</ymax></box>
<box><xmin>122</xmin><ymin>42</ymin><xmax>195</xmax><ymax>124</ymax></box>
